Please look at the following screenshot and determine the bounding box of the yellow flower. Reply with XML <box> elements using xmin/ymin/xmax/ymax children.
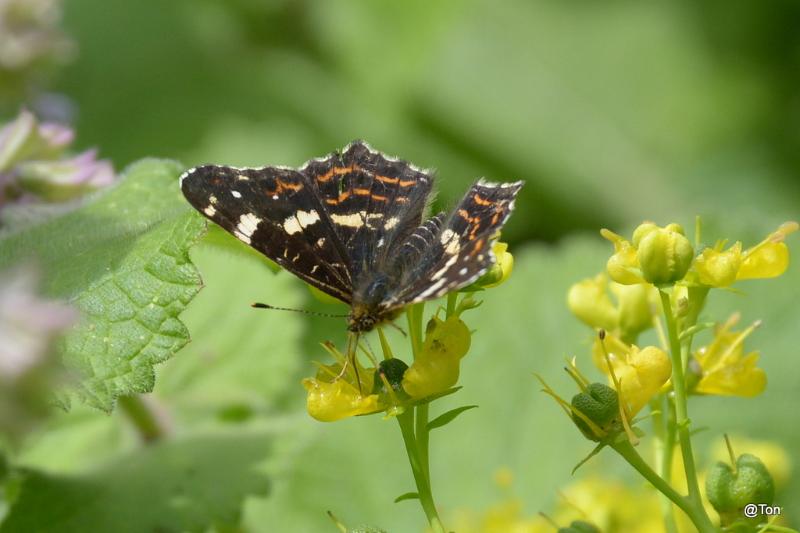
<box><xmin>600</xmin><ymin>228</ymin><xmax>645</xmax><ymax>285</ymax></box>
<box><xmin>550</xmin><ymin>476</ymin><xmax>663</xmax><ymax>533</ymax></box>
<box><xmin>737</xmin><ymin>221</ymin><xmax>798</xmax><ymax>281</ymax></box>
<box><xmin>403</xmin><ymin>315</ymin><xmax>471</xmax><ymax>398</ymax></box>
<box><xmin>690</xmin><ymin>221</ymin><xmax>797</xmax><ymax>287</ymax></box>
<box><xmin>567</xmin><ymin>273</ymin><xmax>620</xmax><ymax>332</ymax></box>
<box><xmin>567</xmin><ymin>273</ymin><xmax>655</xmax><ymax>341</ymax></box>
<box><xmin>593</xmin><ymin>333</ymin><xmax>671</xmax><ymax>416</ymax></box>
<box><xmin>469</xmin><ymin>241</ymin><xmax>515</xmax><ymax>290</ymax></box>
<box><xmin>301</xmin><ymin>341</ymin><xmax>381</xmax><ymax>422</ymax></box>
<box><xmin>693</xmin><ymin>242</ymin><xmax>742</xmax><ymax>287</ymax></box>
<box><xmin>444</xmin><ymin>469</ymin><xmax>552</xmax><ymax>533</ymax></box>
<box><xmin>303</xmin><ymin>376</ymin><xmax>380</xmax><ymax>422</ymax></box>
<box><xmin>602</xmin><ymin>222</ymin><xmax>695</xmax><ymax>286</ymax></box>
<box><xmin>692</xmin><ymin>314</ymin><xmax>766</xmax><ymax>397</ymax></box>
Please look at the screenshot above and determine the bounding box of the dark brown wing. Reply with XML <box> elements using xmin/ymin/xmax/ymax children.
<box><xmin>384</xmin><ymin>179</ymin><xmax>524</xmax><ymax>307</ymax></box>
<box><xmin>180</xmin><ymin>164</ymin><xmax>353</xmax><ymax>303</ymax></box>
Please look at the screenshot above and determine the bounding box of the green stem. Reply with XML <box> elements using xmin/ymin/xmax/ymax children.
<box><xmin>651</xmin><ymin>397</ymin><xmax>679</xmax><ymax>533</ymax></box>
<box><xmin>416</xmin><ymin>403</ymin><xmax>431</xmax><ymax>479</ymax></box>
<box><xmin>613</xmin><ymin>440</ymin><xmax>715</xmax><ymax>533</ymax></box>
<box><xmin>407</xmin><ymin>303</ymin><xmax>425</xmax><ymax>360</ymax></box>
<box><xmin>659</xmin><ymin>290</ymin><xmax>715</xmax><ymax>531</ymax></box>
<box><xmin>118</xmin><ymin>394</ymin><xmax>167</xmax><ymax>443</ymax></box>
<box><xmin>397</xmin><ymin>408</ymin><xmax>445</xmax><ymax>533</ymax></box>
<box><xmin>446</xmin><ymin>292</ymin><xmax>458</xmax><ymax>317</ymax></box>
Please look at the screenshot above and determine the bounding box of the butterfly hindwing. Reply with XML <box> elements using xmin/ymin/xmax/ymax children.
<box><xmin>387</xmin><ymin>180</ymin><xmax>524</xmax><ymax>306</ymax></box>
<box><xmin>180</xmin><ymin>164</ymin><xmax>353</xmax><ymax>303</ymax></box>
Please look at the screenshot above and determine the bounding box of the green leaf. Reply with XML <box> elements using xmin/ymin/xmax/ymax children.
<box><xmin>426</xmin><ymin>405</ymin><xmax>478</xmax><ymax>432</ymax></box>
<box><xmin>393</xmin><ymin>492</ymin><xmax>419</xmax><ymax>503</ymax></box>
<box><xmin>0</xmin><ymin>432</ymin><xmax>271</xmax><ymax>533</ymax></box>
<box><xmin>0</xmin><ymin>159</ymin><xmax>206</xmax><ymax>411</ymax></box>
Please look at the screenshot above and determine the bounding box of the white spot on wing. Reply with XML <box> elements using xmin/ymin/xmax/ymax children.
<box><xmin>203</xmin><ymin>205</ymin><xmax>216</xmax><ymax>216</ymax></box>
<box><xmin>209</xmin><ymin>194</ymin><xmax>218</xmax><ymax>205</ymax></box>
<box><xmin>283</xmin><ymin>210</ymin><xmax>320</xmax><ymax>235</ymax></box>
<box><xmin>439</xmin><ymin>228</ymin><xmax>460</xmax><ymax>255</ymax></box>
<box><xmin>331</xmin><ymin>211</ymin><xmax>366</xmax><ymax>228</ymax></box>
<box><xmin>415</xmin><ymin>277</ymin><xmax>447</xmax><ymax>299</ymax></box>
<box><xmin>237</xmin><ymin>213</ymin><xmax>262</xmax><ymax>238</ymax></box>
<box><xmin>384</xmin><ymin>217</ymin><xmax>399</xmax><ymax>230</ymax></box>
<box><xmin>231</xmin><ymin>190</ymin><xmax>242</xmax><ymax>199</ymax></box>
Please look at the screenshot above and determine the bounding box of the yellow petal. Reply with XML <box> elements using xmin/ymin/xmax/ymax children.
<box><xmin>567</xmin><ymin>274</ymin><xmax>619</xmax><ymax>330</ymax></box>
<box><xmin>591</xmin><ymin>332</ymin><xmax>631</xmax><ymax>375</ymax></box>
<box><xmin>616</xmin><ymin>346</ymin><xmax>671</xmax><ymax>415</ymax></box>
<box><xmin>696</xmin><ymin>352</ymin><xmax>766</xmax><ymax>397</ymax></box>
<box><xmin>302</xmin><ymin>377</ymin><xmax>380</xmax><ymax>422</ymax></box>
<box><xmin>737</xmin><ymin>242</ymin><xmax>790</xmax><ymax>280</ymax></box>
<box><xmin>402</xmin><ymin>356</ymin><xmax>460</xmax><ymax>398</ymax></box>
<box><xmin>422</xmin><ymin>316</ymin><xmax>471</xmax><ymax>361</ymax></box>
<box><xmin>478</xmin><ymin>241</ymin><xmax>515</xmax><ymax>288</ymax></box>
<box><xmin>694</xmin><ymin>243</ymin><xmax>742</xmax><ymax>287</ymax></box>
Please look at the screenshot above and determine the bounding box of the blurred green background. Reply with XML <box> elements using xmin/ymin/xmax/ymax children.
<box><xmin>4</xmin><ymin>0</ymin><xmax>799</xmax><ymax>531</ymax></box>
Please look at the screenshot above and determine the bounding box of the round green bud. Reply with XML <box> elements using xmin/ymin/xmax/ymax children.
<box><xmin>571</xmin><ymin>382</ymin><xmax>619</xmax><ymax>441</ymax></box>
<box><xmin>706</xmin><ymin>453</ymin><xmax>775</xmax><ymax>525</ymax></box>
<box><xmin>637</xmin><ymin>226</ymin><xmax>694</xmax><ymax>285</ymax></box>
<box><xmin>632</xmin><ymin>222</ymin><xmax>659</xmax><ymax>247</ymax></box>
<box><xmin>371</xmin><ymin>358</ymin><xmax>409</xmax><ymax>396</ymax></box>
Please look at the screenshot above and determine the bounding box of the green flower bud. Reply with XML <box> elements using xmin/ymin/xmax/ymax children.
<box><xmin>558</xmin><ymin>521</ymin><xmax>601</xmax><ymax>533</ymax></box>
<box><xmin>631</xmin><ymin>222</ymin><xmax>659</xmax><ymax>247</ymax></box>
<box><xmin>571</xmin><ymin>382</ymin><xmax>619</xmax><ymax>441</ymax></box>
<box><xmin>637</xmin><ymin>225</ymin><xmax>694</xmax><ymax>285</ymax></box>
<box><xmin>706</xmin><ymin>453</ymin><xmax>775</xmax><ymax>525</ymax></box>
<box><xmin>371</xmin><ymin>358</ymin><xmax>409</xmax><ymax>396</ymax></box>
<box><xmin>613</xmin><ymin>283</ymin><xmax>654</xmax><ymax>341</ymax></box>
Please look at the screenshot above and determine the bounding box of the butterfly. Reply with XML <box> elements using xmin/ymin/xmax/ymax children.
<box><xmin>180</xmin><ymin>140</ymin><xmax>523</xmax><ymax>332</ymax></box>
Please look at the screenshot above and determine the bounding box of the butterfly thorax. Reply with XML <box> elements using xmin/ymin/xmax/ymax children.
<box><xmin>347</xmin><ymin>272</ymin><xmax>400</xmax><ymax>332</ymax></box>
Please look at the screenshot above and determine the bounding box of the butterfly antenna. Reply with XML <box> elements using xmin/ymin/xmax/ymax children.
<box><xmin>251</xmin><ymin>302</ymin><xmax>348</xmax><ymax>318</ymax></box>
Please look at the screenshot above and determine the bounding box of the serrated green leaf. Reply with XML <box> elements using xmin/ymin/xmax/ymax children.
<box><xmin>0</xmin><ymin>432</ymin><xmax>271</xmax><ymax>533</ymax></box>
<box><xmin>393</xmin><ymin>491</ymin><xmax>419</xmax><ymax>503</ymax></box>
<box><xmin>0</xmin><ymin>159</ymin><xmax>206</xmax><ymax>411</ymax></box>
<box><xmin>426</xmin><ymin>405</ymin><xmax>478</xmax><ymax>432</ymax></box>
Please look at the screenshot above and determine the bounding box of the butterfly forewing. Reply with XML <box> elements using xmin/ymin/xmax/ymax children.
<box><xmin>180</xmin><ymin>164</ymin><xmax>353</xmax><ymax>303</ymax></box>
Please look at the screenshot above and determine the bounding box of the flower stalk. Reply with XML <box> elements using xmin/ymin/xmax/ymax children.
<box><xmin>659</xmin><ymin>289</ymin><xmax>715</xmax><ymax>532</ymax></box>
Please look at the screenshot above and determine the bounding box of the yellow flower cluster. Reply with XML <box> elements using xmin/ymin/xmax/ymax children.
<box><xmin>601</xmin><ymin>221</ymin><xmax>797</xmax><ymax>288</ymax></box>
<box><xmin>301</xmin><ymin>239</ymin><xmax>514</xmax><ymax>423</ymax></box>
<box><xmin>567</xmin><ymin>273</ymin><xmax>655</xmax><ymax>342</ymax></box>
